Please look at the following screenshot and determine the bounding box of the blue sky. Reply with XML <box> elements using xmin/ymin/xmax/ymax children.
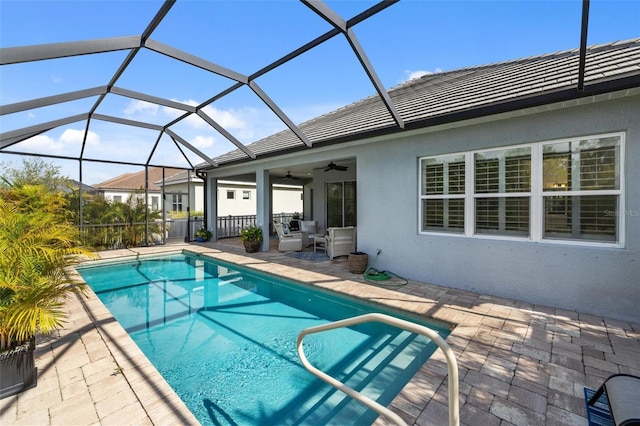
<box><xmin>1</xmin><ymin>0</ymin><xmax>639</xmax><ymax>184</ymax></box>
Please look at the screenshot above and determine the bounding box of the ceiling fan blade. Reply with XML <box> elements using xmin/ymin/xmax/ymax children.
<box><xmin>282</xmin><ymin>171</ymin><xmax>300</xmax><ymax>180</ymax></box>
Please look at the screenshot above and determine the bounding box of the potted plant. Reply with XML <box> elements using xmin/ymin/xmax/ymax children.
<box><xmin>241</xmin><ymin>225</ymin><xmax>263</xmax><ymax>253</ymax></box>
<box><xmin>194</xmin><ymin>227</ymin><xmax>212</xmax><ymax>242</ymax></box>
<box><xmin>0</xmin><ymin>185</ymin><xmax>92</xmax><ymax>399</ymax></box>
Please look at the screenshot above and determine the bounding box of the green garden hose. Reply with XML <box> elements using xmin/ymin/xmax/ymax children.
<box><xmin>363</xmin><ymin>249</ymin><xmax>408</xmax><ymax>287</ymax></box>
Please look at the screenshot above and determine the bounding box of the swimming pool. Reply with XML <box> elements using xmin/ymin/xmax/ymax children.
<box><xmin>78</xmin><ymin>251</ymin><xmax>451</xmax><ymax>425</ymax></box>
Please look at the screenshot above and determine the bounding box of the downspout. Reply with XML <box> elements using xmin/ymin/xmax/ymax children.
<box><xmin>186</xmin><ymin>170</ymin><xmax>191</xmax><ymax>242</ymax></box>
<box><xmin>79</xmin><ymin>160</ymin><xmax>83</xmax><ymax>234</ymax></box>
<box><xmin>145</xmin><ymin>166</ymin><xmax>149</xmax><ymax>246</ymax></box>
<box><xmin>162</xmin><ymin>168</ymin><xmax>166</xmax><ymax>244</ymax></box>
<box><xmin>195</xmin><ymin>169</ymin><xmax>207</xmax><ymax>230</ymax></box>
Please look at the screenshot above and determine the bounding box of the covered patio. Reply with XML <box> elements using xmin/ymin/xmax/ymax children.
<box><xmin>1</xmin><ymin>240</ymin><xmax>637</xmax><ymax>425</ymax></box>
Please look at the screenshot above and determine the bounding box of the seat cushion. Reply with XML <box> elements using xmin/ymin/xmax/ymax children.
<box><xmin>605</xmin><ymin>375</ymin><xmax>640</xmax><ymax>426</ymax></box>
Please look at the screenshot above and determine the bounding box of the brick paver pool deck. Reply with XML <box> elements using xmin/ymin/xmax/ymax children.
<box><xmin>1</xmin><ymin>239</ymin><xmax>638</xmax><ymax>425</ymax></box>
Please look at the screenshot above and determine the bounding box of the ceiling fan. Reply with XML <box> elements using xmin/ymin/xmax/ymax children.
<box><xmin>322</xmin><ymin>161</ymin><xmax>348</xmax><ymax>172</ymax></box>
<box><xmin>280</xmin><ymin>171</ymin><xmax>300</xmax><ymax>180</ymax></box>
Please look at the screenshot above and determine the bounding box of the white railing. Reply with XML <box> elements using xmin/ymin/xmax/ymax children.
<box><xmin>296</xmin><ymin>312</ymin><xmax>459</xmax><ymax>426</ymax></box>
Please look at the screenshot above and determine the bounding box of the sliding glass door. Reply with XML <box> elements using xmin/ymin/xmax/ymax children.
<box><xmin>326</xmin><ymin>181</ymin><xmax>356</xmax><ymax>227</ymax></box>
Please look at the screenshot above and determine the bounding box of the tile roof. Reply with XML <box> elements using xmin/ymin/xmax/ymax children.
<box><xmin>159</xmin><ymin>169</ymin><xmax>194</xmax><ymax>184</ymax></box>
<box><xmin>211</xmin><ymin>38</ymin><xmax>640</xmax><ymax>167</ymax></box>
<box><xmin>94</xmin><ymin>167</ymin><xmax>184</xmax><ymax>191</ymax></box>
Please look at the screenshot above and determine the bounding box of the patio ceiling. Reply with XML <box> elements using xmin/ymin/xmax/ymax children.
<box><xmin>0</xmin><ymin>0</ymin><xmax>628</xmax><ymax>183</ymax></box>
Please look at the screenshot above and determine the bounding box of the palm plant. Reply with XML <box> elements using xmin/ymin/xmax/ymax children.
<box><xmin>0</xmin><ymin>185</ymin><xmax>91</xmax><ymax>351</ymax></box>
<box><xmin>110</xmin><ymin>192</ymin><xmax>161</xmax><ymax>248</ymax></box>
<box><xmin>79</xmin><ymin>195</ymin><xmax>120</xmax><ymax>249</ymax></box>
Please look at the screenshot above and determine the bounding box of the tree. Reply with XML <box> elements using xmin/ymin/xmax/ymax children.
<box><xmin>0</xmin><ymin>158</ymin><xmax>71</xmax><ymax>193</ymax></box>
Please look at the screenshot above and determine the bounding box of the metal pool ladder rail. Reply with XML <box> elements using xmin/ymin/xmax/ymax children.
<box><xmin>296</xmin><ymin>312</ymin><xmax>459</xmax><ymax>426</ymax></box>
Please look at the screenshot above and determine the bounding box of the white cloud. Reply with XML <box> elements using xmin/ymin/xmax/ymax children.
<box><xmin>201</xmin><ymin>105</ymin><xmax>247</xmax><ymax>130</ymax></box>
<box><xmin>161</xmin><ymin>99</ymin><xmax>199</xmax><ymax>121</ymax></box>
<box><xmin>191</xmin><ymin>135</ymin><xmax>214</xmax><ymax>149</ymax></box>
<box><xmin>124</xmin><ymin>99</ymin><xmax>159</xmax><ymax>116</ymax></box>
<box><xmin>114</xmin><ymin>97</ymin><xmax>344</xmax><ymax>159</ymax></box>
<box><xmin>51</xmin><ymin>75</ymin><xmax>62</xmax><ymax>84</ymax></box>
<box><xmin>19</xmin><ymin>128</ymin><xmax>100</xmax><ymax>155</ymax></box>
<box><xmin>402</xmin><ymin>68</ymin><xmax>442</xmax><ymax>82</ymax></box>
<box><xmin>20</xmin><ymin>134</ymin><xmax>64</xmax><ymax>153</ymax></box>
<box><xmin>160</xmin><ymin>98</ymin><xmax>339</xmax><ymax>146</ymax></box>
<box><xmin>161</xmin><ymin>100</ymin><xmax>248</xmax><ymax>131</ymax></box>
<box><xmin>59</xmin><ymin>128</ymin><xmax>100</xmax><ymax>146</ymax></box>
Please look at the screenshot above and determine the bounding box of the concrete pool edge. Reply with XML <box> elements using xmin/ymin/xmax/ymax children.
<box><xmin>68</xmin><ymin>258</ymin><xmax>201</xmax><ymax>425</ymax></box>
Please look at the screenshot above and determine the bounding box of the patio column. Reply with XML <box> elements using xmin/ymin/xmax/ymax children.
<box><xmin>256</xmin><ymin>169</ymin><xmax>271</xmax><ymax>251</ymax></box>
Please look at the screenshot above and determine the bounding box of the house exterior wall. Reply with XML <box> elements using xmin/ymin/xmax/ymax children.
<box><xmin>194</xmin><ymin>183</ymin><xmax>204</xmax><ymax>213</ymax></box>
<box><xmin>100</xmin><ymin>190</ymin><xmax>163</xmax><ymax>211</ymax></box>
<box><xmin>216</xmin><ymin>182</ymin><xmax>303</xmax><ymax>217</ymax></box>
<box><xmin>354</xmin><ymin>95</ymin><xmax>639</xmax><ymax>322</ymax></box>
<box><xmin>160</xmin><ymin>181</ymin><xmax>301</xmax><ymax>216</ymax></box>
<box><xmin>202</xmin><ymin>95</ymin><xmax>638</xmax><ymax>321</ymax></box>
<box><xmin>217</xmin><ymin>183</ymin><xmax>258</xmax><ymax>216</ymax></box>
<box><xmin>272</xmin><ymin>185</ymin><xmax>304</xmax><ymax>217</ymax></box>
<box><xmin>162</xmin><ymin>182</ymin><xmax>203</xmax><ymax>213</ymax></box>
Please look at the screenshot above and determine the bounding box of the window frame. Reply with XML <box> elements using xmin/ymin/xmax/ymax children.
<box><xmin>420</xmin><ymin>154</ymin><xmax>466</xmax><ymax>233</ymax></box>
<box><xmin>538</xmin><ymin>135</ymin><xmax>623</xmax><ymax>245</ymax></box>
<box><xmin>326</xmin><ymin>180</ymin><xmax>357</xmax><ymax>228</ymax></box>
<box><xmin>418</xmin><ymin>132</ymin><xmax>625</xmax><ymax>247</ymax></box>
<box><xmin>171</xmin><ymin>193</ymin><xmax>183</xmax><ymax>212</ymax></box>
<box><xmin>473</xmin><ymin>146</ymin><xmax>532</xmax><ymax>237</ymax></box>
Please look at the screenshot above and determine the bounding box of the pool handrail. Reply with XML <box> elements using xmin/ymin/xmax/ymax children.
<box><xmin>296</xmin><ymin>312</ymin><xmax>459</xmax><ymax>426</ymax></box>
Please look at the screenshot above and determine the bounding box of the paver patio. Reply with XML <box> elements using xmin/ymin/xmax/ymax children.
<box><xmin>1</xmin><ymin>239</ymin><xmax>638</xmax><ymax>425</ymax></box>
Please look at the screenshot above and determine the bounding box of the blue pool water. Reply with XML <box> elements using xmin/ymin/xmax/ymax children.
<box><xmin>78</xmin><ymin>252</ymin><xmax>450</xmax><ymax>425</ymax></box>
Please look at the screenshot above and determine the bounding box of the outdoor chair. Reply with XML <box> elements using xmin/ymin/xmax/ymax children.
<box><xmin>299</xmin><ymin>220</ymin><xmax>321</xmax><ymax>247</ymax></box>
<box><xmin>326</xmin><ymin>226</ymin><xmax>356</xmax><ymax>259</ymax></box>
<box><xmin>274</xmin><ymin>222</ymin><xmax>303</xmax><ymax>252</ymax></box>
<box><xmin>586</xmin><ymin>374</ymin><xmax>640</xmax><ymax>426</ymax></box>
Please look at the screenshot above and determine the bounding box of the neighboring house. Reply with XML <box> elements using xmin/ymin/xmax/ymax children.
<box><xmin>94</xmin><ymin>167</ymin><xmax>183</xmax><ymax>212</ymax></box>
<box><xmin>157</xmin><ymin>169</ymin><xmax>302</xmax><ymax>216</ymax></box>
<box><xmin>201</xmin><ymin>39</ymin><xmax>640</xmax><ymax>322</ymax></box>
<box><xmin>215</xmin><ymin>180</ymin><xmax>302</xmax><ymax>217</ymax></box>
<box><xmin>94</xmin><ymin>167</ymin><xmax>303</xmax><ymax>219</ymax></box>
<box><xmin>154</xmin><ymin>169</ymin><xmax>204</xmax><ymax>214</ymax></box>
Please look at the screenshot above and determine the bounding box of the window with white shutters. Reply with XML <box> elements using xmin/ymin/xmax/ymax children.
<box><xmin>420</xmin><ymin>154</ymin><xmax>465</xmax><ymax>233</ymax></box>
<box><xmin>474</xmin><ymin>147</ymin><xmax>531</xmax><ymax>237</ymax></box>
<box><xmin>419</xmin><ymin>133</ymin><xmax>624</xmax><ymax>246</ymax></box>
